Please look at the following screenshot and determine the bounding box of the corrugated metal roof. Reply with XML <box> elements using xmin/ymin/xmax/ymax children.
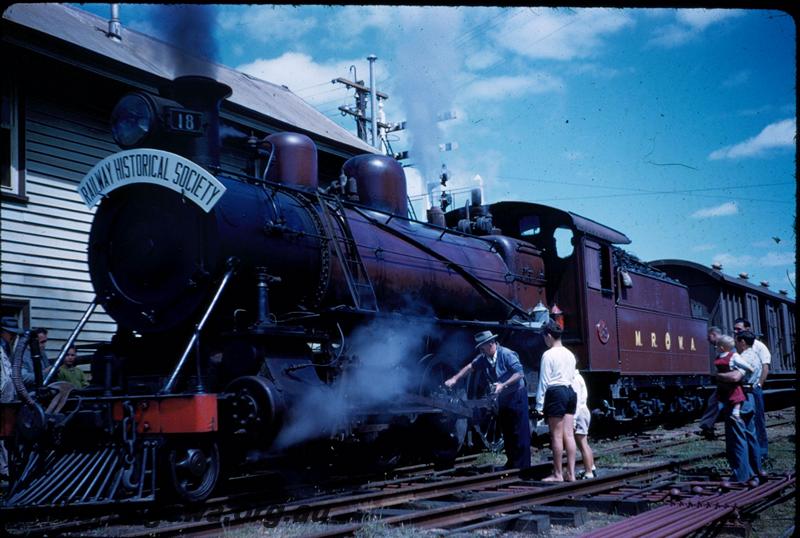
<box><xmin>3</xmin><ymin>3</ymin><xmax>376</xmax><ymax>154</ymax></box>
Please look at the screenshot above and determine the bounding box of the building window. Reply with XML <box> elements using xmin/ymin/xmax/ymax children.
<box><xmin>1</xmin><ymin>299</ymin><xmax>30</xmax><ymax>331</ymax></box>
<box><xmin>1</xmin><ymin>77</ymin><xmax>25</xmax><ymax>201</ymax></box>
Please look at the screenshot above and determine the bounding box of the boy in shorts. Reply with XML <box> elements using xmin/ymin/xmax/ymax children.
<box><xmin>572</xmin><ymin>370</ymin><xmax>596</xmax><ymax>479</ymax></box>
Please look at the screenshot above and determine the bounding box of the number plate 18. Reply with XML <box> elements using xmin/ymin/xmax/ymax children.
<box><xmin>167</xmin><ymin>108</ymin><xmax>203</xmax><ymax>134</ymax></box>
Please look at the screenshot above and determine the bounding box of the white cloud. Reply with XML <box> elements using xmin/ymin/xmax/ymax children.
<box><xmin>494</xmin><ymin>8</ymin><xmax>634</xmax><ymax>61</ymax></box>
<box><xmin>327</xmin><ymin>5</ymin><xmax>396</xmax><ymax>35</ymax></box>
<box><xmin>465</xmin><ymin>49</ymin><xmax>503</xmax><ymax>71</ymax></box>
<box><xmin>676</xmin><ymin>9</ymin><xmax>743</xmax><ymax>31</ymax></box>
<box><xmin>760</xmin><ymin>252</ymin><xmax>795</xmax><ymax>267</ymax></box>
<box><xmin>236</xmin><ymin>53</ymin><xmax>371</xmax><ymax>105</ymax></box>
<box><xmin>722</xmin><ymin>69</ymin><xmax>751</xmax><ymax>88</ymax></box>
<box><xmin>713</xmin><ymin>253</ymin><xmax>755</xmax><ymax>269</ymax></box>
<box><xmin>690</xmin><ymin>201</ymin><xmax>738</xmax><ymax>218</ymax></box>
<box><xmin>648</xmin><ymin>9</ymin><xmax>745</xmax><ymax>48</ymax></box>
<box><xmin>712</xmin><ymin>251</ymin><xmax>795</xmax><ymax>271</ymax></box>
<box><xmin>464</xmin><ymin>73</ymin><xmax>564</xmax><ymax>101</ymax></box>
<box><xmin>708</xmin><ymin>118</ymin><xmax>796</xmax><ymax>160</ymax></box>
<box><xmin>218</xmin><ymin>6</ymin><xmax>317</xmax><ymax>43</ymax></box>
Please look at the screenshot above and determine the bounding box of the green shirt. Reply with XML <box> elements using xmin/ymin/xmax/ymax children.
<box><xmin>56</xmin><ymin>365</ymin><xmax>88</xmax><ymax>388</ymax></box>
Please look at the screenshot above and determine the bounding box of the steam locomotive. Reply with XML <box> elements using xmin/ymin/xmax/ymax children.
<box><xmin>1</xmin><ymin>76</ymin><xmax>794</xmax><ymax>508</ymax></box>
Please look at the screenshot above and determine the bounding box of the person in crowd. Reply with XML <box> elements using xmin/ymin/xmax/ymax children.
<box><xmin>714</xmin><ymin>335</ymin><xmax>746</xmax><ymax>421</ymax></box>
<box><xmin>55</xmin><ymin>346</ymin><xmax>88</xmax><ymax>389</ymax></box>
<box><xmin>0</xmin><ymin>318</ymin><xmax>20</xmax><ymax>482</ymax></box>
<box><xmin>535</xmin><ymin>320</ymin><xmax>577</xmax><ymax>482</ymax></box>
<box><xmin>733</xmin><ymin>318</ymin><xmax>770</xmax><ymax>466</ymax></box>
<box><xmin>35</xmin><ymin>328</ymin><xmax>50</xmax><ymax>366</ymax></box>
<box><xmin>571</xmin><ymin>369</ymin><xmax>596</xmax><ymax>479</ymax></box>
<box><xmin>0</xmin><ymin>317</ymin><xmax>19</xmax><ymax>362</ymax></box>
<box><xmin>445</xmin><ymin>330</ymin><xmax>531</xmax><ymax>470</ymax></box>
<box><xmin>717</xmin><ymin>331</ymin><xmax>762</xmax><ymax>482</ymax></box>
<box><xmin>698</xmin><ymin>326</ymin><xmax>724</xmax><ymax>439</ymax></box>
<box><xmin>20</xmin><ymin>327</ymin><xmax>51</xmax><ymax>389</ymax></box>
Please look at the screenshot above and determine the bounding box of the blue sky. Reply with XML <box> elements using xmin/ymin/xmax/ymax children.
<box><xmin>77</xmin><ymin>5</ymin><xmax>796</xmax><ymax>296</ymax></box>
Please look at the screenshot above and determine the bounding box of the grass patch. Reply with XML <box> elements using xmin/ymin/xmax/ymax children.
<box><xmin>474</xmin><ymin>450</ymin><xmax>507</xmax><ymax>467</ymax></box>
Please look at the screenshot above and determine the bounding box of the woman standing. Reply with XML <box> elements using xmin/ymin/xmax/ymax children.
<box><xmin>535</xmin><ymin>320</ymin><xmax>577</xmax><ymax>481</ymax></box>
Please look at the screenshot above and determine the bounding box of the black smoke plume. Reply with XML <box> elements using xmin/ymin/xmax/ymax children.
<box><xmin>152</xmin><ymin>4</ymin><xmax>219</xmax><ymax>78</ymax></box>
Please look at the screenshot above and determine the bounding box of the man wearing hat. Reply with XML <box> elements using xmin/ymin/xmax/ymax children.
<box><xmin>444</xmin><ymin>330</ymin><xmax>531</xmax><ymax>470</ymax></box>
<box><xmin>1</xmin><ymin>317</ymin><xmax>50</xmax><ymax>390</ymax></box>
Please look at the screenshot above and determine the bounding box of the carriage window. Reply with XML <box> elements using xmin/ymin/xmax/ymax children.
<box><xmin>553</xmin><ymin>227</ymin><xmax>574</xmax><ymax>258</ymax></box>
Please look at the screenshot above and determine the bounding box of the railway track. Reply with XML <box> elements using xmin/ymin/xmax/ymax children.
<box><xmin>3</xmin><ymin>410</ymin><xmax>793</xmax><ymax>537</ymax></box>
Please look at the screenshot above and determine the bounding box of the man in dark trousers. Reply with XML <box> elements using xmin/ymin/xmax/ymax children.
<box><xmin>445</xmin><ymin>330</ymin><xmax>531</xmax><ymax>470</ymax></box>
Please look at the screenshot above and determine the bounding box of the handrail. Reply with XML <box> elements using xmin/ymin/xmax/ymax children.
<box><xmin>43</xmin><ymin>299</ymin><xmax>98</xmax><ymax>385</ymax></box>
<box><xmin>161</xmin><ymin>259</ymin><xmax>238</xmax><ymax>394</ymax></box>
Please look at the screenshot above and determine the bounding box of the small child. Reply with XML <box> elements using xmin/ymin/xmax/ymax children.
<box><xmin>715</xmin><ymin>335</ymin><xmax>745</xmax><ymax>420</ymax></box>
<box><xmin>571</xmin><ymin>371</ymin><xmax>596</xmax><ymax>479</ymax></box>
<box><xmin>56</xmin><ymin>346</ymin><xmax>88</xmax><ymax>389</ymax></box>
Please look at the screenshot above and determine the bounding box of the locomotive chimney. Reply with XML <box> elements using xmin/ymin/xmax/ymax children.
<box><xmin>162</xmin><ymin>76</ymin><xmax>232</xmax><ymax>170</ymax></box>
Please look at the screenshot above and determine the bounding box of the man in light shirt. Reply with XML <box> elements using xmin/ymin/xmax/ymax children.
<box><xmin>445</xmin><ymin>330</ymin><xmax>530</xmax><ymax>470</ymax></box>
<box><xmin>733</xmin><ymin>318</ymin><xmax>770</xmax><ymax>465</ymax></box>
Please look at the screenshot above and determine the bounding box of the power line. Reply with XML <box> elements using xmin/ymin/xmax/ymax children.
<box><xmin>497</xmin><ymin>176</ymin><xmax>794</xmax><ymax>197</ymax></box>
<box><xmin>292</xmin><ymin>80</ymin><xmax>331</xmax><ymax>93</ymax></box>
<box><xmin>297</xmin><ymin>85</ymin><xmax>350</xmax><ymax>100</ymax></box>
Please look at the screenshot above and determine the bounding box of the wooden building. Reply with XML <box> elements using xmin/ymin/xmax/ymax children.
<box><xmin>1</xmin><ymin>4</ymin><xmax>374</xmax><ymax>353</ymax></box>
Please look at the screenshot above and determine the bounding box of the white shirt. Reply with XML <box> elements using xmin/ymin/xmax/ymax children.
<box><xmin>535</xmin><ymin>346</ymin><xmax>576</xmax><ymax>413</ymax></box>
<box><xmin>572</xmin><ymin>371</ymin><xmax>588</xmax><ymax>412</ymax></box>
<box><xmin>486</xmin><ymin>348</ymin><xmax>497</xmax><ymax>368</ymax></box>
<box><xmin>736</xmin><ymin>348</ymin><xmax>762</xmax><ymax>386</ymax></box>
<box><xmin>753</xmin><ymin>339</ymin><xmax>771</xmax><ymax>365</ymax></box>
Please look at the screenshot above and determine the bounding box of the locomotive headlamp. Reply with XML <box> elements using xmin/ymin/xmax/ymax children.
<box><xmin>110</xmin><ymin>93</ymin><xmax>158</xmax><ymax>148</ymax></box>
<box><xmin>110</xmin><ymin>90</ymin><xmax>201</xmax><ymax>149</ymax></box>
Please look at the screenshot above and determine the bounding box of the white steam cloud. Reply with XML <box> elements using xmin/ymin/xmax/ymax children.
<box><xmin>393</xmin><ymin>7</ymin><xmax>463</xmax><ymax>189</ymax></box>
<box><xmin>273</xmin><ymin>317</ymin><xmax>434</xmax><ymax>449</ymax></box>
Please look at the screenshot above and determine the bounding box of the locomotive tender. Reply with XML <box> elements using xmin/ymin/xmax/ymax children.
<box><xmin>1</xmin><ymin>76</ymin><xmax>793</xmax><ymax>507</ymax></box>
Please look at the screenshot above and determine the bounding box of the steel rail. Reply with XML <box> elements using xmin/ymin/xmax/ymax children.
<box><xmin>301</xmin><ymin>457</ymin><xmax>711</xmax><ymax>538</ymax></box>
<box><xmin>583</xmin><ymin>474</ymin><xmax>795</xmax><ymax>538</ymax></box>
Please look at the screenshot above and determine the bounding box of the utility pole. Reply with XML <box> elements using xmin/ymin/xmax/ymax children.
<box><xmin>332</xmin><ymin>58</ymin><xmax>389</xmax><ymax>149</ymax></box>
<box><xmin>367</xmin><ymin>55</ymin><xmax>378</xmax><ymax>149</ymax></box>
